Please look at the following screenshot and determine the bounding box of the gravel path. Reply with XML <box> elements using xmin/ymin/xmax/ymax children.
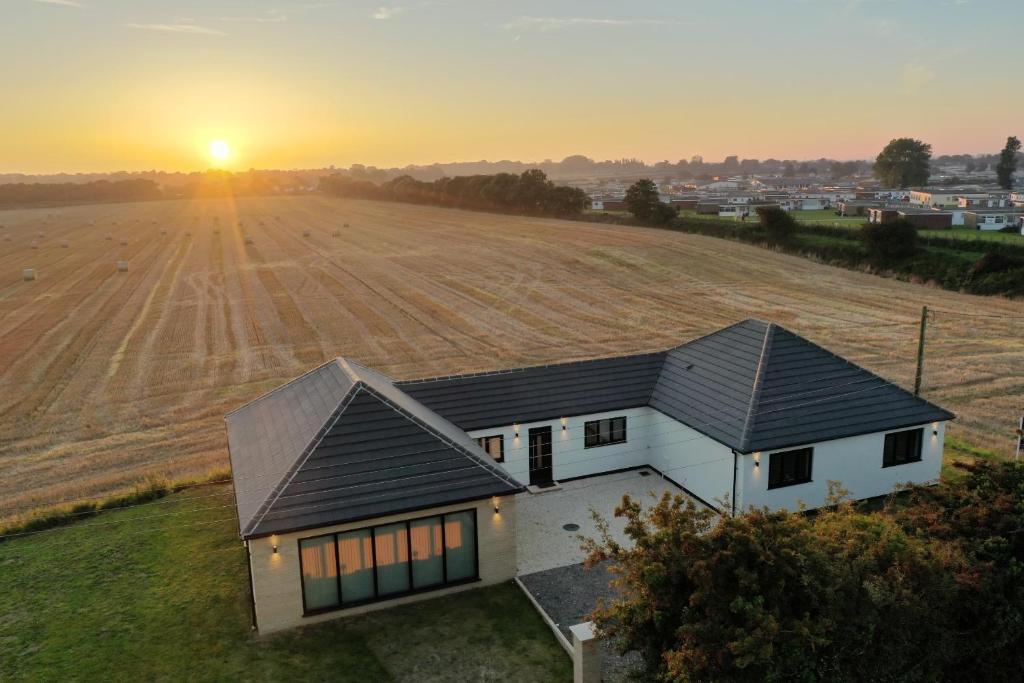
<box><xmin>518</xmin><ymin>561</ymin><xmax>642</xmax><ymax>682</ymax></box>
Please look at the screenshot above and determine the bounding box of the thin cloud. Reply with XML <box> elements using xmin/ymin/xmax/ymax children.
<box><xmin>372</xmin><ymin>6</ymin><xmax>404</xmax><ymax>20</ymax></box>
<box><xmin>505</xmin><ymin>16</ymin><xmax>685</xmax><ymax>31</ymax></box>
<box><xmin>31</xmin><ymin>0</ymin><xmax>82</xmax><ymax>7</ymax></box>
<box><xmin>220</xmin><ymin>10</ymin><xmax>287</xmax><ymax>23</ymax></box>
<box><xmin>125</xmin><ymin>22</ymin><xmax>225</xmax><ymax>36</ymax></box>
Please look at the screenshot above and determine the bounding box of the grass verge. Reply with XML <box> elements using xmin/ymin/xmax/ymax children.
<box><xmin>0</xmin><ymin>485</ymin><xmax>570</xmax><ymax>681</ymax></box>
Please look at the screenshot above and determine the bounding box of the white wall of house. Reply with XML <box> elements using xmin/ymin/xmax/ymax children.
<box><xmin>645</xmin><ymin>409</ymin><xmax>734</xmax><ymax>509</ymax></box>
<box><xmin>735</xmin><ymin>421</ymin><xmax>945</xmax><ymax>512</ymax></box>
<box><xmin>468</xmin><ymin>407</ymin><xmax>659</xmax><ymax>485</ymax></box>
<box><xmin>248</xmin><ymin>495</ymin><xmax>517</xmax><ymax>634</ymax></box>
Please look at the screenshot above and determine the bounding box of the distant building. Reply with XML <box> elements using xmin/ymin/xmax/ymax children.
<box><xmin>897</xmin><ymin>209</ymin><xmax>953</xmax><ymax>229</ymax></box>
<box><xmin>964</xmin><ymin>209</ymin><xmax>1024</xmax><ymax>231</ymax></box>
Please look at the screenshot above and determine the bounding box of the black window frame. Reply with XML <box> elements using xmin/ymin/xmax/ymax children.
<box><xmin>475</xmin><ymin>434</ymin><xmax>504</xmax><ymax>463</ymax></box>
<box><xmin>584</xmin><ymin>416</ymin><xmax>627</xmax><ymax>448</ymax></box>
<box><xmin>883</xmin><ymin>428</ymin><xmax>923</xmax><ymax>468</ymax></box>
<box><xmin>767</xmin><ymin>447</ymin><xmax>813</xmax><ymax>489</ymax></box>
<box><xmin>297</xmin><ymin>507</ymin><xmax>480</xmax><ymax>616</ymax></box>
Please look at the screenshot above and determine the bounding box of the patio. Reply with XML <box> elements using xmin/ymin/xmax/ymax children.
<box><xmin>514</xmin><ymin>468</ymin><xmax>698</xmax><ymax>576</ymax></box>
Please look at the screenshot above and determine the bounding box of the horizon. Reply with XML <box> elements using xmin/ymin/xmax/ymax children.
<box><xmin>3</xmin><ymin>0</ymin><xmax>1022</xmax><ymax>175</ymax></box>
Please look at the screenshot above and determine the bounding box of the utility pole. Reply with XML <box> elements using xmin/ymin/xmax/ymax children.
<box><xmin>1015</xmin><ymin>413</ymin><xmax>1023</xmax><ymax>461</ymax></box>
<box><xmin>913</xmin><ymin>306</ymin><xmax>928</xmax><ymax>396</ymax></box>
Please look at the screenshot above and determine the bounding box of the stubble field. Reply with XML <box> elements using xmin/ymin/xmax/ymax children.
<box><xmin>1</xmin><ymin>196</ymin><xmax>1021</xmax><ymax>521</ymax></box>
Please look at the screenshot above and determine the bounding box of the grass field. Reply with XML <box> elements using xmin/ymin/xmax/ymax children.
<box><xmin>1</xmin><ymin>196</ymin><xmax>1023</xmax><ymax>523</ymax></box>
<box><xmin>0</xmin><ymin>485</ymin><xmax>570</xmax><ymax>681</ymax></box>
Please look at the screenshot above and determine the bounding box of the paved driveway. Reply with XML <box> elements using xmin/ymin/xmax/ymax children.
<box><xmin>515</xmin><ymin>468</ymin><xmax>696</xmax><ymax>575</ymax></box>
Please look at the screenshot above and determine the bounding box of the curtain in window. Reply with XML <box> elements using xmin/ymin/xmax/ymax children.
<box><xmin>444</xmin><ymin>511</ymin><xmax>477</xmax><ymax>582</ymax></box>
<box><xmin>410</xmin><ymin>516</ymin><xmax>444</xmax><ymax>588</ymax></box>
<box><xmin>374</xmin><ymin>523</ymin><xmax>411</xmax><ymax>596</ymax></box>
<box><xmin>338</xmin><ymin>529</ymin><xmax>374</xmax><ymax>603</ymax></box>
<box><xmin>300</xmin><ymin>536</ymin><xmax>339</xmax><ymax>610</ymax></box>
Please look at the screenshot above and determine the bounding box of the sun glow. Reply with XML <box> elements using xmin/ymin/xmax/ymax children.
<box><xmin>209</xmin><ymin>140</ymin><xmax>230</xmax><ymax>164</ymax></box>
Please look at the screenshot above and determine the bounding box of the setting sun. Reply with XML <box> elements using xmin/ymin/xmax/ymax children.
<box><xmin>209</xmin><ymin>140</ymin><xmax>230</xmax><ymax>164</ymax></box>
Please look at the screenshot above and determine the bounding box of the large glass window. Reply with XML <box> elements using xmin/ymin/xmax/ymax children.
<box><xmin>584</xmin><ymin>416</ymin><xmax>627</xmax><ymax>448</ymax></box>
<box><xmin>410</xmin><ymin>517</ymin><xmax>444</xmax><ymax>588</ymax></box>
<box><xmin>475</xmin><ymin>435</ymin><xmax>504</xmax><ymax>463</ymax></box>
<box><xmin>298</xmin><ymin>508</ymin><xmax>479</xmax><ymax>614</ymax></box>
<box><xmin>374</xmin><ymin>522</ymin><xmax>411</xmax><ymax>596</ymax></box>
<box><xmin>299</xmin><ymin>536</ymin><xmax>339</xmax><ymax>611</ymax></box>
<box><xmin>768</xmin><ymin>448</ymin><xmax>813</xmax><ymax>489</ymax></box>
<box><xmin>337</xmin><ymin>529</ymin><xmax>374</xmax><ymax>603</ymax></box>
<box><xmin>883</xmin><ymin>428</ymin><xmax>923</xmax><ymax>467</ymax></box>
<box><xmin>444</xmin><ymin>511</ymin><xmax>477</xmax><ymax>582</ymax></box>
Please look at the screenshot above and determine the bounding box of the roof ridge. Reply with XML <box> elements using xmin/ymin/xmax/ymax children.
<box><xmin>395</xmin><ymin>349</ymin><xmax>667</xmax><ymax>385</ymax></box>
<box><xmin>242</xmin><ymin>382</ymin><xmax>360</xmax><ymax>537</ymax></box>
<box><xmin>225</xmin><ymin>358</ymin><xmax>344</xmax><ymax>418</ymax></box>
<box><xmin>738</xmin><ymin>322</ymin><xmax>774</xmax><ymax>452</ymax></box>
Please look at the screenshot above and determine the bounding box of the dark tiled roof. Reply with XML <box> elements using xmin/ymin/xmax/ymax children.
<box><xmin>651</xmin><ymin>320</ymin><xmax>954</xmax><ymax>453</ymax></box>
<box><xmin>226</xmin><ymin>320</ymin><xmax>954</xmax><ymax>537</ymax></box>
<box><xmin>396</xmin><ymin>352</ymin><xmax>667</xmax><ymax>431</ymax></box>
<box><xmin>226</xmin><ymin>360</ymin><xmax>522</xmax><ymax>539</ymax></box>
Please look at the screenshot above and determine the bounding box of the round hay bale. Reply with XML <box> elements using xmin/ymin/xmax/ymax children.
<box><xmin>23</xmin><ymin>268</ymin><xmax>36</xmax><ymax>281</ymax></box>
<box><xmin>343</xmin><ymin>222</ymin><xmax>350</xmax><ymax>228</ymax></box>
<box><xmin>160</xmin><ymin>229</ymin><xmax>167</xmax><ymax>235</ymax></box>
<box><xmin>244</xmin><ymin>235</ymin><xmax>254</xmax><ymax>244</ymax></box>
<box><xmin>61</xmin><ymin>240</ymin><xmax>69</xmax><ymax>248</ymax></box>
<box><xmin>116</xmin><ymin>261</ymin><xmax>129</xmax><ymax>272</ymax></box>
<box><xmin>302</xmin><ymin>230</ymin><xmax>311</xmax><ymax>237</ymax></box>
<box><xmin>185</xmin><ymin>231</ymin><xmax>192</xmax><ymax>237</ymax></box>
<box><xmin>120</xmin><ymin>239</ymin><xmax>128</xmax><ymax>246</ymax></box>
<box><xmin>105</xmin><ymin>235</ymin><xmax>112</xmax><ymax>240</ymax></box>
<box><xmin>31</xmin><ymin>241</ymin><xmax>39</xmax><ymax>249</ymax></box>
<box><xmin>332</xmin><ymin>229</ymin><xmax>341</xmax><ymax>237</ymax></box>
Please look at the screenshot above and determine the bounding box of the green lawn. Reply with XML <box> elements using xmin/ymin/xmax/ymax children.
<box><xmin>0</xmin><ymin>486</ymin><xmax>570</xmax><ymax>682</ymax></box>
<box><xmin>790</xmin><ymin>209</ymin><xmax>865</xmax><ymax>226</ymax></box>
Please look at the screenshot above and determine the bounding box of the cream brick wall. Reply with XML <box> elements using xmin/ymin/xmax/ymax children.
<box><xmin>249</xmin><ymin>495</ymin><xmax>517</xmax><ymax>634</ymax></box>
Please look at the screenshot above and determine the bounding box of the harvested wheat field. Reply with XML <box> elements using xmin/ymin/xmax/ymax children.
<box><xmin>0</xmin><ymin>196</ymin><xmax>1022</xmax><ymax>520</ymax></box>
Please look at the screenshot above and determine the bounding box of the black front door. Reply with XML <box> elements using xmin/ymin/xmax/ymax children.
<box><xmin>528</xmin><ymin>426</ymin><xmax>553</xmax><ymax>487</ymax></box>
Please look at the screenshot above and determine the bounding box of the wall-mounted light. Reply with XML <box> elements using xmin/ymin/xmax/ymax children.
<box><xmin>494</xmin><ymin>502</ymin><xmax>501</xmax><ymax>515</ymax></box>
<box><xmin>932</xmin><ymin>422</ymin><xmax>939</xmax><ymax>437</ymax></box>
<box><xmin>272</xmin><ymin>543</ymin><xmax>279</xmax><ymax>554</ymax></box>
<box><xmin>513</xmin><ymin>424</ymin><xmax>519</xmax><ymax>439</ymax></box>
<box><xmin>753</xmin><ymin>452</ymin><xmax>761</xmax><ymax>468</ymax></box>
<box><xmin>561</xmin><ymin>417</ymin><xmax>567</xmax><ymax>431</ymax></box>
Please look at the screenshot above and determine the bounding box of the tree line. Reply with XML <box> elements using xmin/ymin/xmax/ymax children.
<box><xmin>0</xmin><ymin>179</ymin><xmax>163</xmax><ymax>207</ymax></box>
<box><xmin>874</xmin><ymin>136</ymin><xmax>1021</xmax><ymax>189</ymax></box>
<box><xmin>585</xmin><ymin>459</ymin><xmax>1024</xmax><ymax>681</ymax></box>
<box><xmin>319</xmin><ymin>169</ymin><xmax>590</xmax><ymax>217</ymax></box>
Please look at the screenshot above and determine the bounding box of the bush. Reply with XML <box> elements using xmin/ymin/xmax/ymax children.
<box><xmin>968</xmin><ymin>251</ymin><xmax>1024</xmax><ymax>278</ymax></box>
<box><xmin>860</xmin><ymin>219</ymin><xmax>919</xmax><ymax>262</ymax></box>
<box><xmin>756</xmin><ymin>206</ymin><xmax>798</xmax><ymax>244</ymax></box>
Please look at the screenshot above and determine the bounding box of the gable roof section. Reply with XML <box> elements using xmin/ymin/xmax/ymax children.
<box><xmin>396</xmin><ymin>352</ymin><xmax>667</xmax><ymax>432</ymax></box>
<box><xmin>226</xmin><ymin>359</ymin><xmax>522</xmax><ymax>539</ymax></box>
<box><xmin>650</xmin><ymin>319</ymin><xmax>954</xmax><ymax>453</ymax></box>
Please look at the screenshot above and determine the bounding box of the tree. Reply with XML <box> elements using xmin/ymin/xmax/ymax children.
<box><xmin>583</xmin><ymin>491</ymin><xmax>957</xmax><ymax>682</ymax></box>
<box><xmin>996</xmin><ymin>136</ymin><xmax>1021</xmax><ymax>190</ymax></box>
<box><xmin>860</xmin><ymin>219</ymin><xmax>919</xmax><ymax>262</ymax></box>
<box><xmin>756</xmin><ymin>206</ymin><xmax>798</xmax><ymax>244</ymax></box>
<box><xmin>873</xmin><ymin>138</ymin><xmax>932</xmax><ymax>188</ymax></box>
<box><xmin>625</xmin><ymin>179</ymin><xmax>677</xmax><ymax>224</ymax></box>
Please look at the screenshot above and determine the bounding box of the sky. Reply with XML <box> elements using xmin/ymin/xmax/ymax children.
<box><xmin>1</xmin><ymin>0</ymin><xmax>1021</xmax><ymax>174</ymax></box>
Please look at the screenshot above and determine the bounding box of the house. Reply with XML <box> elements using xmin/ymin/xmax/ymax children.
<box><xmin>964</xmin><ymin>209</ymin><xmax>1024</xmax><ymax>231</ymax></box>
<box><xmin>1010</xmin><ymin>191</ymin><xmax>1024</xmax><ymax>208</ymax></box>
<box><xmin>600</xmin><ymin>199</ymin><xmax>628</xmax><ymax>211</ymax></box>
<box><xmin>909</xmin><ymin>188</ymin><xmax>987</xmax><ymax>209</ymax></box>
<box><xmin>956</xmin><ymin>193</ymin><xmax>1008</xmax><ymax>209</ymax></box>
<box><xmin>836</xmin><ymin>199</ymin><xmax>881</xmax><ymax>216</ymax></box>
<box><xmin>897</xmin><ymin>209</ymin><xmax>953</xmax><ymax>229</ymax></box>
<box><xmin>226</xmin><ymin>319</ymin><xmax>953</xmax><ymax>634</ymax></box>
<box><xmin>867</xmin><ymin>207</ymin><xmax>900</xmax><ymax>224</ymax></box>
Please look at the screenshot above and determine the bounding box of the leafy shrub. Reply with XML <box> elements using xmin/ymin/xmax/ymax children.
<box><xmin>756</xmin><ymin>206</ymin><xmax>798</xmax><ymax>244</ymax></box>
<box><xmin>860</xmin><ymin>219</ymin><xmax>919</xmax><ymax>262</ymax></box>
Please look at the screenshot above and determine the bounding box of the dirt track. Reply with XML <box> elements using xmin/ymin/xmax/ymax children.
<box><xmin>1</xmin><ymin>196</ymin><xmax>1021</xmax><ymax>518</ymax></box>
